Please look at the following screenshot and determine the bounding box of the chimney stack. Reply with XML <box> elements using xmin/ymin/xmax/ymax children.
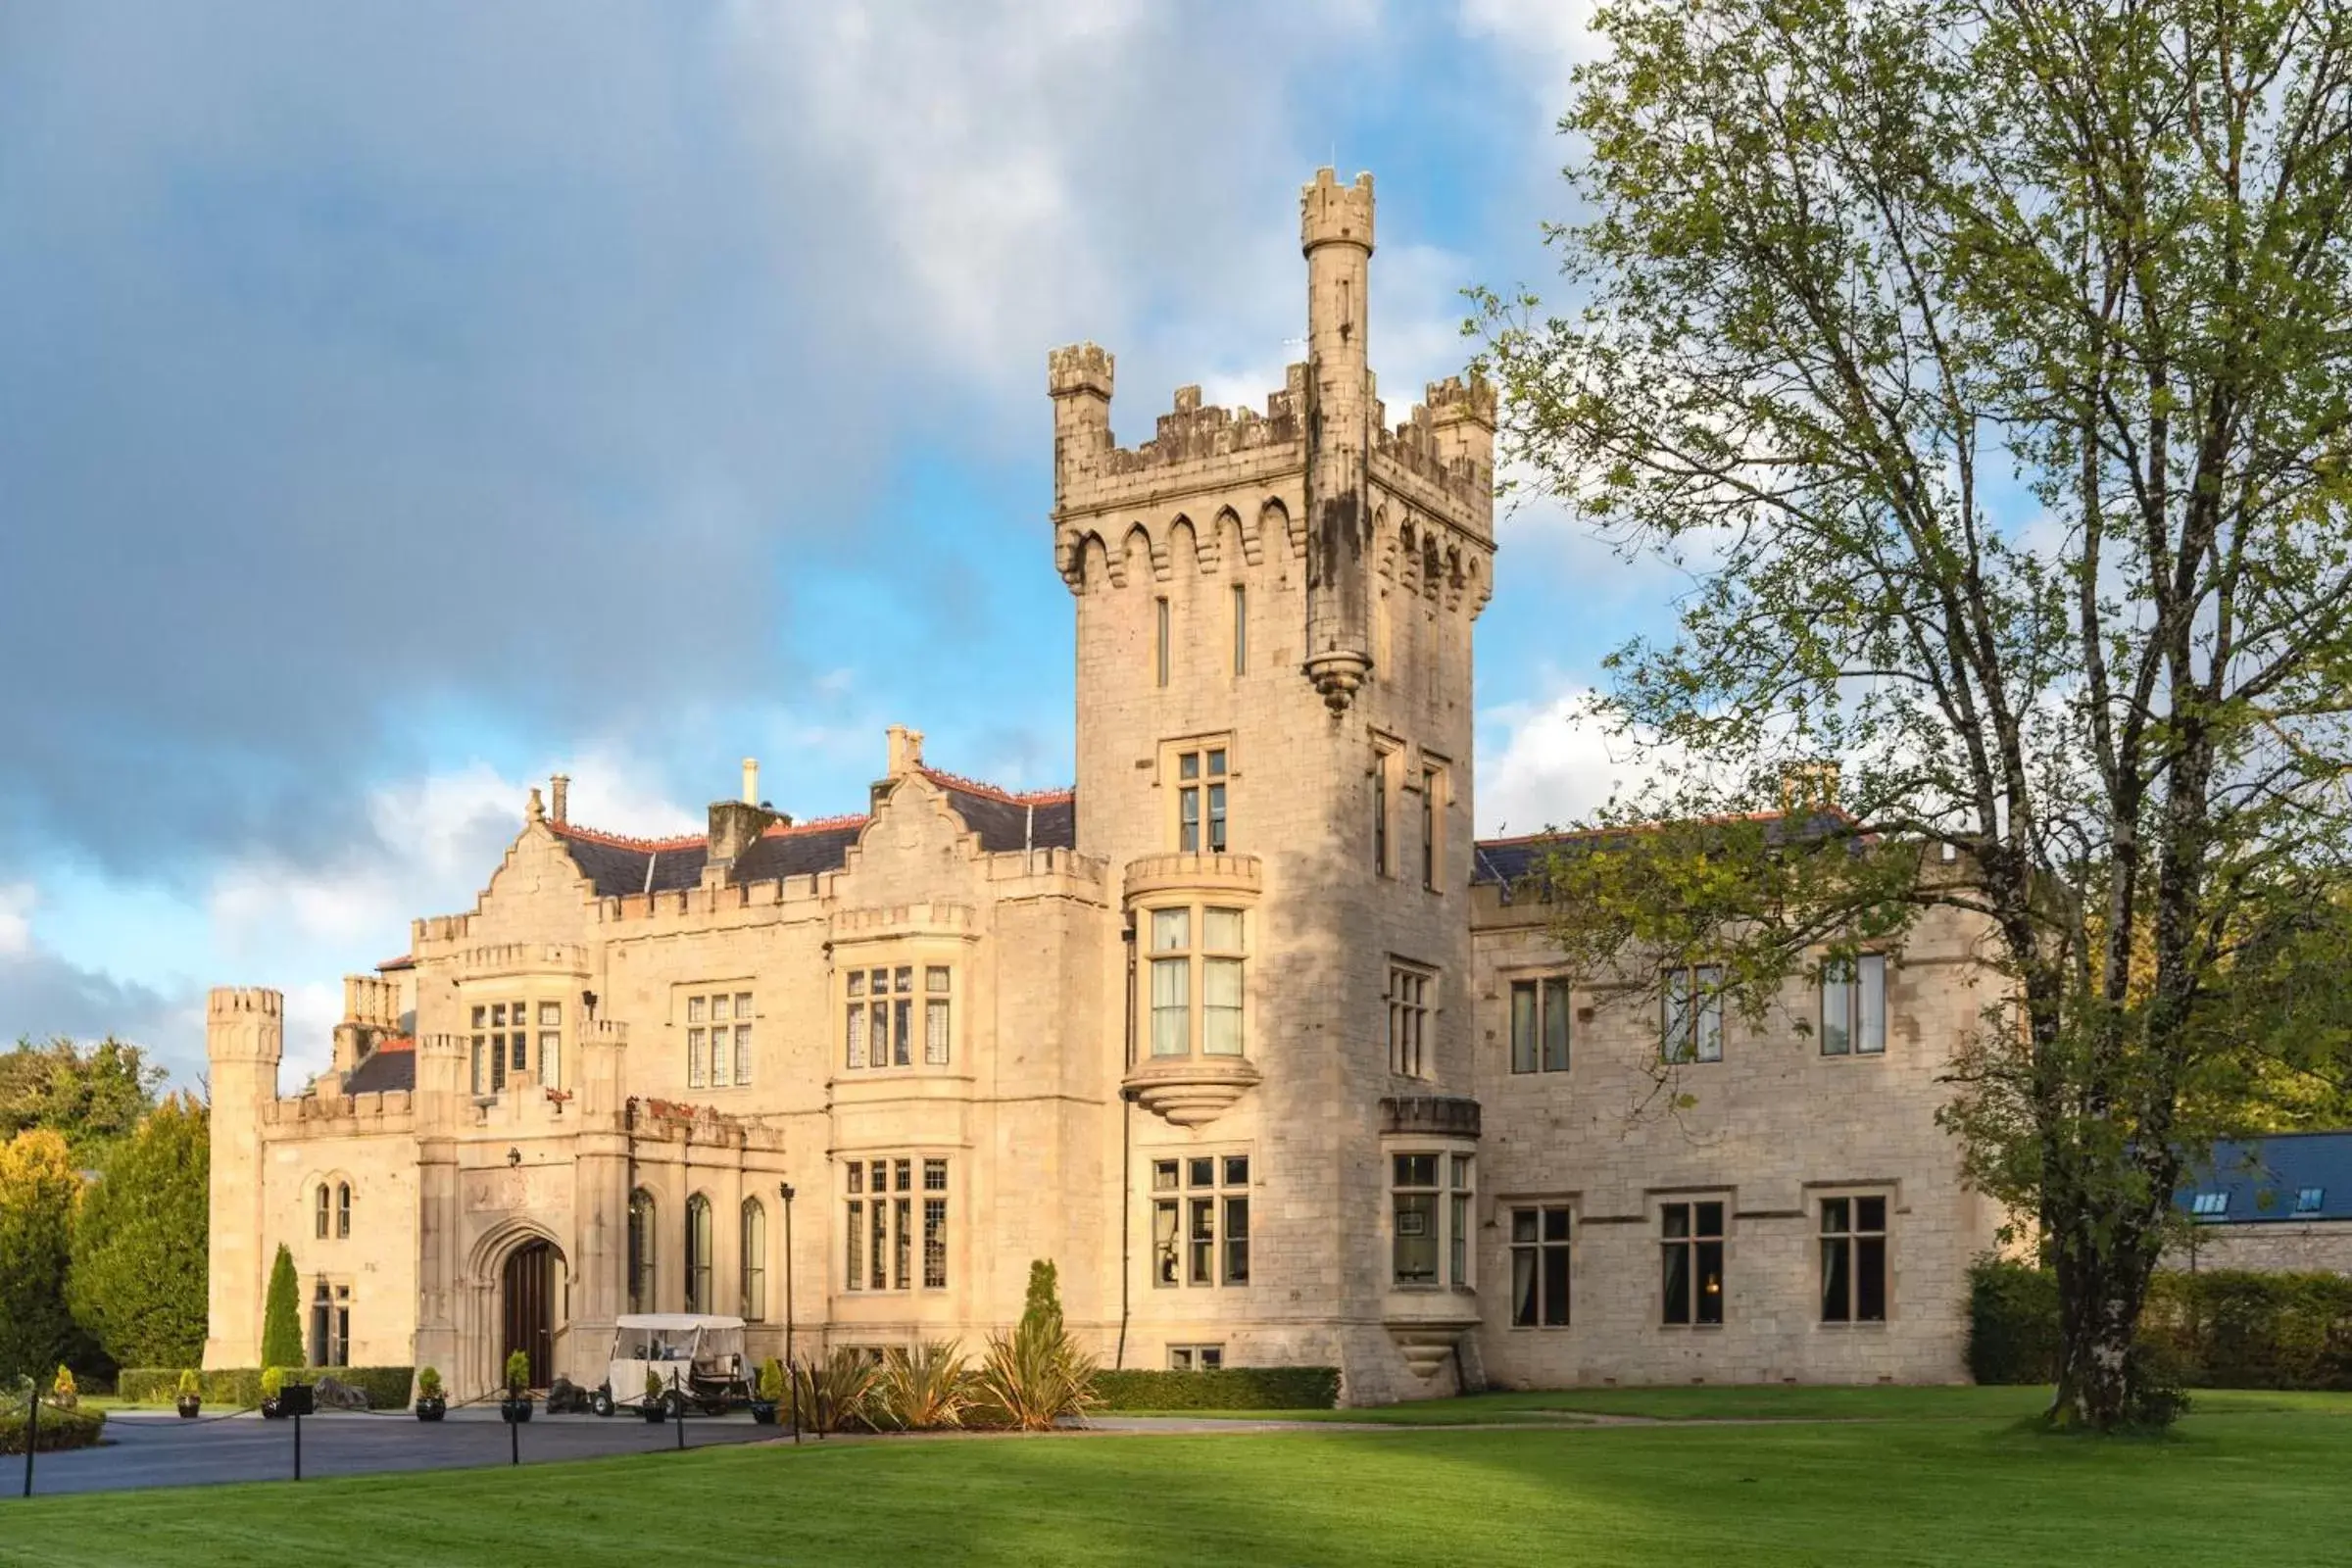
<box><xmin>742</xmin><ymin>758</ymin><xmax>760</xmax><ymax>806</ymax></box>
<box><xmin>550</xmin><ymin>774</ymin><xmax>569</xmax><ymax>824</ymax></box>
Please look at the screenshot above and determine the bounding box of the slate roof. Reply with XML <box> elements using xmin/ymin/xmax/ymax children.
<box><xmin>2177</xmin><ymin>1132</ymin><xmax>2352</xmax><ymax>1224</ymax></box>
<box><xmin>342</xmin><ymin>1037</ymin><xmax>416</xmax><ymax>1095</ymax></box>
<box><xmin>1473</xmin><ymin>811</ymin><xmax>1854</xmax><ymax>899</ymax></box>
<box><xmin>547</xmin><ymin>768</ymin><xmax>1075</xmax><ymax>899</ymax></box>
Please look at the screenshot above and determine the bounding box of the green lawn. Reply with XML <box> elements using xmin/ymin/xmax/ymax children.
<box><xmin>1141</xmin><ymin>1383</ymin><xmax>2352</xmax><ymax>1423</ymax></box>
<box><xmin>14</xmin><ymin>1392</ymin><xmax>2352</xmax><ymax>1566</ymax></box>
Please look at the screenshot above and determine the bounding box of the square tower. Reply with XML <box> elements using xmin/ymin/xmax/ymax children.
<box><xmin>1051</xmin><ymin>169</ymin><xmax>1499</xmax><ymax>1397</ymax></box>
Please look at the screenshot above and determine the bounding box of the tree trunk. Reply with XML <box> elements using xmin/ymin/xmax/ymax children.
<box><xmin>2048</xmin><ymin>1216</ymin><xmax>2159</xmax><ymax>1430</ymax></box>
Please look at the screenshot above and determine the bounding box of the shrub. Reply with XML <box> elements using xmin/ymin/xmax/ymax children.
<box><xmin>0</xmin><ymin>1403</ymin><xmax>104</xmax><ymax>1455</ymax></box>
<box><xmin>873</xmin><ymin>1341</ymin><xmax>976</xmax><ymax>1431</ymax></box>
<box><xmin>504</xmin><ymin>1349</ymin><xmax>532</xmax><ymax>1395</ymax></box>
<box><xmin>120</xmin><ymin>1365</ymin><xmax>410</xmax><ymax>1408</ymax></box>
<box><xmin>1966</xmin><ymin>1259</ymin><xmax>2063</xmax><ymax>1385</ymax></box>
<box><xmin>259</xmin><ymin>1366</ymin><xmax>284</xmax><ymax>1400</ymax></box>
<box><xmin>0</xmin><ymin>1130</ymin><xmax>79</xmax><ymax>1386</ymax></box>
<box><xmin>756</xmin><ymin>1357</ymin><xmax>784</xmax><ymax>1404</ymax></box>
<box><xmin>416</xmin><ymin>1367</ymin><xmax>443</xmax><ymax>1400</ymax></box>
<box><xmin>793</xmin><ymin>1349</ymin><xmax>880</xmax><ymax>1434</ymax></box>
<box><xmin>176</xmin><ymin>1368</ymin><xmax>200</xmax><ymax>1399</ymax></box>
<box><xmin>260</xmin><ymin>1244</ymin><xmax>303</xmax><ymax>1369</ymax></box>
<box><xmin>1092</xmin><ymin>1366</ymin><xmax>1343</xmax><ymax>1411</ymax></box>
<box><xmin>975</xmin><ymin>1259</ymin><xmax>1097</xmax><ymax>1431</ymax></box>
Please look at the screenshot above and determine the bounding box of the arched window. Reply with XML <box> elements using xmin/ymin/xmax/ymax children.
<box><xmin>314</xmin><ymin>1184</ymin><xmax>329</xmax><ymax>1240</ymax></box>
<box><xmin>740</xmin><ymin>1199</ymin><xmax>766</xmax><ymax>1322</ymax></box>
<box><xmin>627</xmin><ymin>1189</ymin><xmax>657</xmax><ymax>1313</ymax></box>
<box><xmin>685</xmin><ymin>1195</ymin><xmax>713</xmax><ymax>1315</ymax></box>
<box><xmin>336</xmin><ymin>1182</ymin><xmax>352</xmax><ymax>1239</ymax></box>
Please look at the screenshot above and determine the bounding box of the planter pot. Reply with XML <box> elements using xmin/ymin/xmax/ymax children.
<box><xmin>749</xmin><ymin>1399</ymin><xmax>779</xmax><ymax>1426</ymax></box>
<box><xmin>260</xmin><ymin>1397</ymin><xmax>287</xmax><ymax>1421</ymax></box>
<box><xmin>175</xmin><ymin>1396</ymin><xmax>202</xmax><ymax>1420</ymax></box>
<box><xmin>641</xmin><ymin>1399</ymin><xmax>670</xmax><ymax>1423</ymax></box>
<box><xmin>415</xmin><ymin>1396</ymin><xmax>446</xmax><ymax>1423</ymax></box>
<box><xmin>500</xmin><ymin>1396</ymin><xmax>534</xmax><ymax>1424</ymax></box>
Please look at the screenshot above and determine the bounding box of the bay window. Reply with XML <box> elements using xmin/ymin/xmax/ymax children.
<box><xmin>1144</xmin><ymin>906</ymin><xmax>1248</xmax><ymax>1058</ymax></box>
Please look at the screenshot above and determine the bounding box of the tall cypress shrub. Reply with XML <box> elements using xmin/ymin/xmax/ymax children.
<box><xmin>260</xmin><ymin>1242</ymin><xmax>304</xmax><ymax>1368</ymax></box>
<box><xmin>68</xmin><ymin>1096</ymin><xmax>209</xmax><ymax>1369</ymax></box>
<box><xmin>0</xmin><ymin>1129</ymin><xmax>80</xmax><ymax>1384</ymax></box>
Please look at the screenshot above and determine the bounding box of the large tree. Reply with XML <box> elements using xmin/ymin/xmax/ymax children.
<box><xmin>67</xmin><ymin>1095</ymin><xmax>209</xmax><ymax>1371</ymax></box>
<box><xmin>0</xmin><ymin>1129</ymin><xmax>81</xmax><ymax>1385</ymax></box>
<box><xmin>1481</xmin><ymin>0</ymin><xmax>2352</xmax><ymax>1428</ymax></box>
<box><xmin>0</xmin><ymin>1035</ymin><xmax>166</xmax><ymax>1164</ymax></box>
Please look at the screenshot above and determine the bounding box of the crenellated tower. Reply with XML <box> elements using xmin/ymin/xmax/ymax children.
<box><xmin>202</xmin><ymin>987</ymin><xmax>282</xmax><ymax>1369</ymax></box>
<box><xmin>1051</xmin><ymin>169</ymin><xmax>1500</xmax><ymax>1401</ymax></box>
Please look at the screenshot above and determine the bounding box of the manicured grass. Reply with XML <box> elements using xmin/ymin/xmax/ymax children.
<box><xmin>1146</xmin><ymin>1383</ymin><xmax>2352</xmax><ymax>1424</ymax></box>
<box><xmin>12</xmin><ymin>1397</ymin><xmax>2352</xmax><ymax>1566</ymax></box>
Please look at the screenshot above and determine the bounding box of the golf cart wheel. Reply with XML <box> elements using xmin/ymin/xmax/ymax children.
<box><xmin>590</xmin><ymin>1388</ymin><xmax>613</xmax><ymax>1418</ymax></box>
<box><xmin>662</xmin><ymin>1390</ymin><xmax>689</xmax><ymax>1420</ymax></box>
<box><xmin>700</xmin><ymin>1398</ymin><xmax>728</xmax><ymax>1417</ymax></box>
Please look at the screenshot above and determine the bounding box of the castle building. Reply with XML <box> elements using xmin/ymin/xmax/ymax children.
<box><xmin>204</xmin><ymin>170</ymin><xmax>2005</xmax><ymax>1403</ymax></box>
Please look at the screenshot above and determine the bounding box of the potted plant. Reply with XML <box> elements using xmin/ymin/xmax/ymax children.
<box><xmin>641</xmin><ymin>1366</ymin><xmax>670</xmax><ymax>1423</ymax></box>
<box><xmin>415</xmin><ymin>1367</ymin><xmax>446</xmax><ymax>1422</ymax></box>
<box><xmin>750</xmin><ymin>1357</ymin><xmax>783</xmax><ymax>1426</ymax></box>
<box><xmin>499</xmin><ymin>1349</ymin><xmax>534</xmax><ymax>1423</ymax></box>
<box><xmin>175</xmin><ymin>1369</ymin><xmax>203</xmax><ymax>1419</ymax></box>
<box><xmin>50</xmin><ymin>1365</ymin><xmax>78</xmax><ymax>1411</ymax></box>
<box><xmin>260</xmin><ymin>1365</ymin><xmax>289</xmax><ymax>1419</ymax></box>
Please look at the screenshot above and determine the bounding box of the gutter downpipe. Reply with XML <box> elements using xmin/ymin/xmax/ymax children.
<box><xmin>1116</xmin><ymin>912</ymin><xmax>1138</xmax><ymax>1370</ymax></box>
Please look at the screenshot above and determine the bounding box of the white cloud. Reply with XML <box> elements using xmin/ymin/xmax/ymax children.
<box><xmin>0</xmin><ymin>882</ymin><xmax>31</xmax><ymax>956</ymax></box>
<box><xmin>1478</xmin><ymin>682</ymin><xmax>1668</xmax><ymax>837</ymax></box>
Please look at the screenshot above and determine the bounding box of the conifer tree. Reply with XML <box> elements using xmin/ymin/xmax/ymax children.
<box><xmin>0</xmin><ymin>1129</ymin><xmax>79</xmax><ymax>1384</ymax></box>
<box><xmin>260</xmin><ymin>1242</ymin><xmax>304</xmax><ymax>1368</ymax></box>
<box><xmin>68</xmin><ymin>1095</ymin><xmax>209</xmax><ymax>1369</ymax></box>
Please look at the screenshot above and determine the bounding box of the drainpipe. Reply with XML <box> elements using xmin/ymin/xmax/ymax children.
<box><xmin>1116</xmin><ymin>913</ymin><xmax>1138</xmax><ymax>1370</ymax></box>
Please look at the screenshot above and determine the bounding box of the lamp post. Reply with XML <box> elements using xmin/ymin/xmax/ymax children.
<box><xmin>777</xmin><ymin>1182</ymin><xmax>796</xmax><ymax>1365</ymax></box>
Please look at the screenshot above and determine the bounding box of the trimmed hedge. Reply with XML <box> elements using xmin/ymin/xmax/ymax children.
<box><xmin>0</xmin><ymin>1403</ymin><xmax>105</xmax><ymax>1454</ymax></box>
<box><xmin>1969</xmin><ymin>1260</ymin><xmax>2352</xmax><ymax>1390</ymax></box>
<box><xmin>1093</xmin><ymin>1366</ymin><xmax>1341</xmax><ymax>1411</ymax></box>
<box><xmin>118</xmin><ymin>1366</ymin><xmax>415</xmax><ymax>1410</ymax></box>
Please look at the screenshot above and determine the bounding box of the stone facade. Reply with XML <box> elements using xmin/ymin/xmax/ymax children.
<box><xmin>203</xmin><ymin>168</ymin><xmax>2006</xmax><ymax>1403</ymax></box>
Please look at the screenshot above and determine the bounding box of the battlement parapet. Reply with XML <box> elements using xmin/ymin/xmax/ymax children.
<box><xmin>262</xmin><ymin>1090</ymin><xmax>415</xmax><ymax>1130</ymax></box>
<box><xmin>209</xmin><ymin>987</ymin><xmax>282</xmax><ymax>1019</ymax></box>
<box><xmin>1048</xmin><ymin>341</ymin><xmax>1114</xmax><ymax>400</ymax></box>
<box><xmin>342</xmin><ymin>974</ymin><xmax>401</xmax><ymax>1028</ymax></box>
<box><xmin>414</xmin><ymin>913</ymin><xmax>473</xmax><ymax>949</ymax></box>
<box><xmin>1300</xmin><ymin>167</ymin><xmax>1376</xmax><ymax>253</ymax></box>
<box><xmin>453</xmin><ymin>941</ymin><xmax>590</xmax><ymax>978</ymax></box>
<box><xmin>830</xmin><ymin>901</ymin><xmax>978</xmax><ymax>942</ymax></box>
<box><xmin>601</xmin><ymin>867</ymin><xmax>830</xmax><ymax>928</ymax></box>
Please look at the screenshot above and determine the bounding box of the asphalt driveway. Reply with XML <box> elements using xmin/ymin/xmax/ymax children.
<box><xmin>16</xmin><ymin>1407</ymin><xmax>785</xmax><ymax>1496</ymax></box>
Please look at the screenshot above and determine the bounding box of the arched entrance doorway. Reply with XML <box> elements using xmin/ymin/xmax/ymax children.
<box><xmin>501</xmin><ymin>1240</ymin><xmax>560</xmax><ymax>1391</ymax></box>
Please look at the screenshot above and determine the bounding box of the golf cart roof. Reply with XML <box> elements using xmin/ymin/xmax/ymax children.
<box><xmin>612</xmin><ymin>1313</ymin><xmax>746</xmax><ymax>1332</ymax></box>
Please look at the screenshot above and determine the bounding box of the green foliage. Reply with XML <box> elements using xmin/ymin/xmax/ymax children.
<box><xmin>119</xmin><ymin>1365</ymin><xmax>409</xmax><ymax>1408</ymax></box>
<box><xmin>1474</xmin><ymin>0</ymin><xmax>2352</xmax><ymax>1431</ymax></box>
<box><xmin>1974</xmin><ymin>1264</ymin><xmax>2352</xmax><ymax>1393</ymax></box>
<box><xmin>259</xmin><ymin>1366</ymin><xmax>284</xmax><ymax>1400</ymax></box>
<box><xmin>176</xmin><ymin>1368</ymin><xmax>200</xmax><ymax>1399</ymax></box>
<box><xmin>790</xmin><ymin>1349</ymin><xmax>880</xmax><ymax>1434</ymax></box>
<box><xmin>976</xmin><ymin>1261</ymin><xmax>1098</xmax><ymax>1431</ymax></box>
<box><xmin>67</xmin><ymin>1095</ymin><xmax>208</xmax><ymax>1370</ymax></box>
<box><xmin>0</xmin><ymin>1129</ymin><xmax>80</xmax><ymax>1384</ymax></box>
<box><xmin>1093</xmin><ymin>1367</ymin><xmax>1341</xmax><ymax>1412</ymax></box>
<box><xmin>0</xmin><ymin>1402</ymin><xmax>104</xmax><ymax>1455</ymax></box>
<box><xmin>416</xmin><ymin>1367</ymin><xmax>443</xmax><ymax>1399</ymax></box>
<box><xmin>755</xmin><ymin>1357</ymin><xmax>783</xmax><ymax>1403</ymax></box>
<box><xmin>260</xmin><ymin>1243</ymin><xmax>303</xmax><ymax>1368</ymax></box>
<box><xmin>0</xmin><ymin>1036</ymin><xmax>164</xmax><ymax>1164</ymax></box>
<box><xmin>49</xmin><ymin>1364</ymin><xmax>76</xmax><ymax>1409</ymax></box>
<box><xmin>644</xmin><ymin>1366</ymin><xmax>665</xmax><ymax>1400</ymax></box>
<box><xmin>503</xmin><ymin>1349</ymin><xmax>531</xmax><ymax>1394</ymax></box>
<box><xmin>872</xmin><ymin>1341</ymin><xmax>976</xmax><ymax>1431</ymax></box>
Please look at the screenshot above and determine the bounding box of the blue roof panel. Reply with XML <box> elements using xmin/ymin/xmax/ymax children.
<box><xmin>2175</xmin><ymin>1132</ymin><xmax>2352</xmax><ymax>1223</ymax></box>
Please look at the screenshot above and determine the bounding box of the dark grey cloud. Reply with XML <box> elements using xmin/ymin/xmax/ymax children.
<box><xmin>0</xmin><ymin>943</ymin><xmax>196</xmax><ymax>1077</ymax></box>
<box><xmin>0</xmin><ymin>0</ymin><xmax>1380</xmax><ymax>881</ymax></box>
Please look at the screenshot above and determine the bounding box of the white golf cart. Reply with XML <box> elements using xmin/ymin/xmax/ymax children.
<box><xmin>589</xmin><ymin>1313</ymin><xmax>754</xmax><ymax>1418</ymax></box>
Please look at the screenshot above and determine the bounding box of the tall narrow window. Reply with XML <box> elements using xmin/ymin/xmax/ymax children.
<box><xmin>869</xmin><ymin>1163</ymin><xmax>888</xmax><ymax>1290</ymax></box>
<box><xmin>1511</xmin><ymin>1206</ymin><xmax>1572</xmax><ymax>1327</ymax></box>
<box><xmin>1661</xmin><ymin>1200</ymin><xmax>1726</xmax><ymax>1325</ymax></box>
<box><xmin>925</xmin><ymin>967</ymin><xmax>953</xmax><ymax>1065</ymax></box>
<box><xmin>1820</xmin><ymin>956</ymin><xmax>1886</xmax><ymax>1055</ymax></box>
<box><xmin>1821</xmin><ymin>1197</ymin><xmax>1888</xmax><ymax>1322</ymax></box>
<box><xmin>1450</xmin><ymin>1153</ymin><xmax>1474</xmax><ymax>1286</ymax></box>
<box><xmin>1509</xmin><ymin>976</ymin><xmax>1574</xmax><ymax>1074</ymax></box>
<box><xmin>1202</xmin><ymin>908</ymin><xmax>1245</xmax><ymax>1055</ymax></box>
<box><xmin>893</xmin><ymin>968</ymin><xmax>913</xmax><ymax>1067</ymax></box>
<box><xmin>1662</xmin><ymin>965</ymin><xmax>1725</xmax><ymax>1063</ymax></box>
<box><xmin>336</xmin><ymin>1181</ymin><xmax>352</xmax><ymax>1240</ymax></box>
<box><xmin>1372</xmin><ymin>747</ymin><xmax>1394</xmax><ymax>874</ymax></box>
<box><xmin>741</xmin><ymin>1199</ymin><xmax>766</xmax><ymax>1321</ymax></box>
<box><xmin>627</xmin><ymin>1189</ymin><xmax>656</xmax><ymax>1313</ymax></box>
<box><xmin>1420</xmin><ymin>766</ymin><xmax>1441</xmax><ymax>890</ymax></box>
<box><xmin>1151</xmin><ymin>907</ymin><xmax>1191</xmax><ymax>1056</ymax></box>
<box><xmin>846</xmin><ymin>971</ymin><xmax>867</xmax><ymax>1068</ymax></box>
<box><xmin>1152</xmin><ymin>1159</ymin><xmax>1181</xmax><ymax>1287</ymax></box>
<box><xmin>685</xmin><ymin>1195</ymin><xmax>712</xmax><ymax>1314</ymax></box>
<box><xmin>845</xmin><ymin>1164</ymin><xmax>864</xmax><ymax>1292</ymax></box>
<box><xmin>923</xmin><ymin>1159</ymin><xmax>950</xmax><ymax>1289</ymax></box>
<box><xmin>1388</xmin><ymin>962</ymin><xmax>1433</xmax><ymax>1078</ymax></box>
<box><xmin>1231</xmin><ymin>583</ymin><xmax>1248</xmax><ymax>675</ymax></box>
<box><xmin>315</xmin><ymin>1184</ymin><xmax>329</xmax><ymax>1240</ymax></box>
<box><xmin>735</xmin><ymin>992</ymin><xmax>755</xmax><ymax>1085</ymax></box>
<box><xmin>1393</xmin><ymin>1153</ymin><xmax>1441</xmax><ymax>1285</ymax></box>
<box><xmin>1174</xmin><ymin>747</ymin><xmax>1230</xmax><ymax>853</ymax></box>
<box><xmin>1155</xmin><ymin>596</ymin><xmax>1170</xmax><ymax>687</ymax></box>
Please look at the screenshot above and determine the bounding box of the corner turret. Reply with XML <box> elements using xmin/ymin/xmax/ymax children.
<box><xmin>1301</xmin><ymin>168</ymin><xmax>1377</xmax><ymax>711</ymax></box>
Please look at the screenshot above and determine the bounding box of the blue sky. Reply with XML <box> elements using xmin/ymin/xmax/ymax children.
<box><xmin>0</xmin><ymin>0</ymin><xmax>1675</xmax><ymax>1087</ymax></box>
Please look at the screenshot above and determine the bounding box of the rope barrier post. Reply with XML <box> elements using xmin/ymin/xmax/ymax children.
<box><xmin>292</xmin><ymin>1409</ymin><xmax>302</xmax><ymax>1483</ymax></box>
<box><xmin>789</xmin><ymin>1354</ymin><xmax>801</xmax><ymax>1446</ymax></box>
<box><xmin>672</xmin><ymin>1369</ymin><xmax>684</xmax><ymax>1452</ymax></box>
<box><xmin>21</xmin><ymin>1383</ymin><xmax>37</xmax><ymax>1498</ymax></box>
<box><xmin>510</xmin><ymin>1404</ymin><xmax>519</xmax><ymax>1468</ymax></box>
